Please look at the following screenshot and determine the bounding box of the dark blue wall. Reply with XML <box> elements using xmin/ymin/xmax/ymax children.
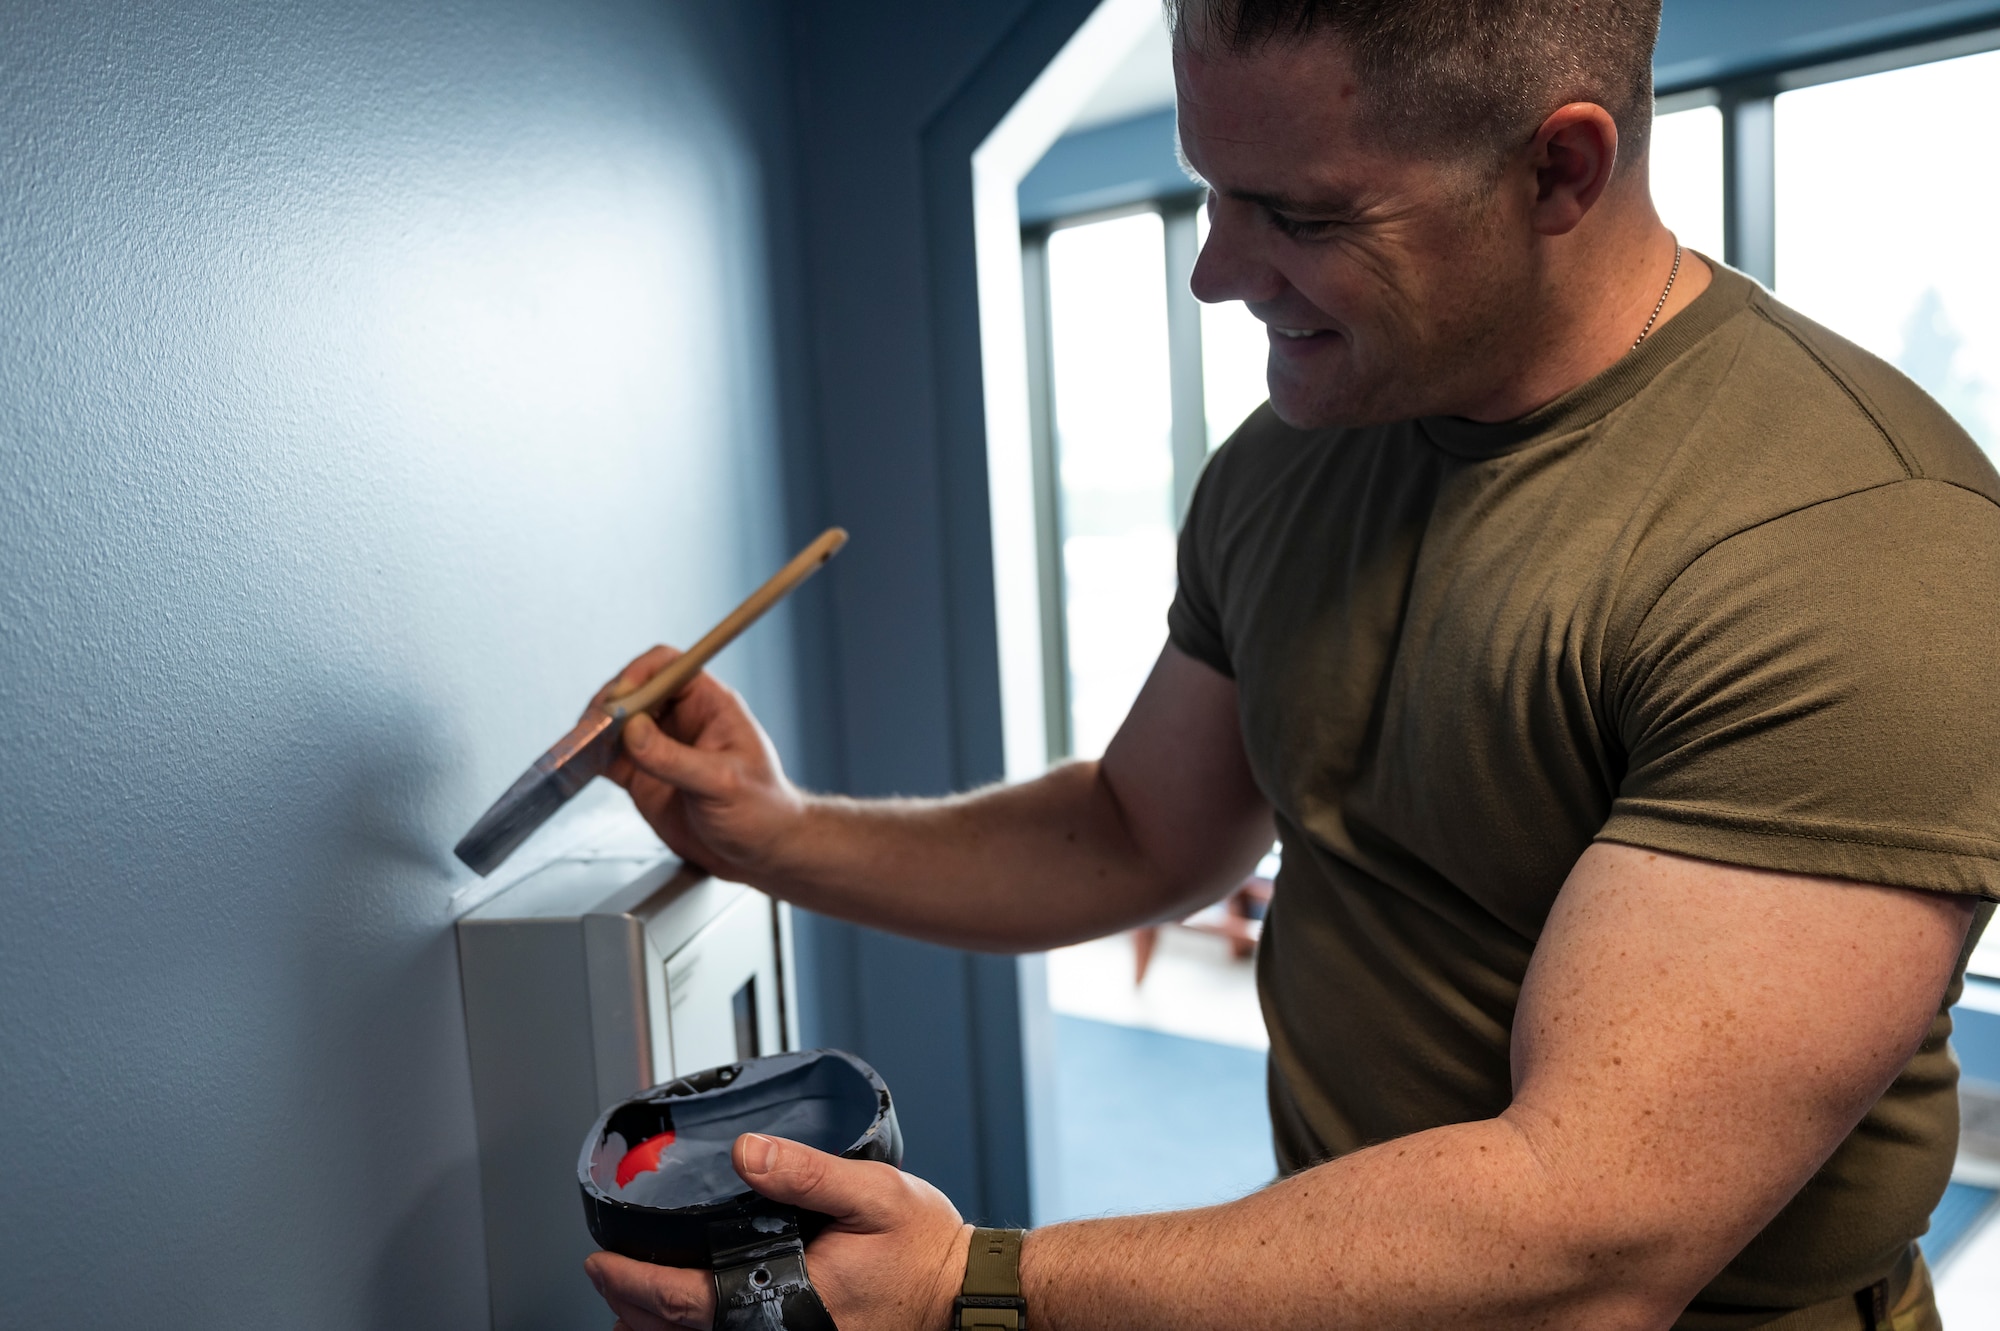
<box><xmin>0</xmin><ymin>0</ymin><xmax>816</xmax><ymax>1324</ymax></box>
<box><xmin>781</xmin><ymin>0</ymin><xmax>1099</xmax><ymax>1229</ymax></box>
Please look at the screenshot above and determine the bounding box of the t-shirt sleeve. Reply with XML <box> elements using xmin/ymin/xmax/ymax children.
<box><xmin>1167</xmin><ymin>442</ymin><xmax>1233</xmax><ymax>677</ymax></box>
<box><xmin>1599</xmin><ymin>479</ymin><xmax>2000</xmax><ymax>900</ymax></box>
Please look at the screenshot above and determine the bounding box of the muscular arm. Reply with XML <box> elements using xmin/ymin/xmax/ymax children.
<box><xmin>586</xmin><ymin>844</ymin><xmax>1976</xmax><ymax>1331</ymax></box>
<box><xmin>1019</xmin><ymin>845</ymin><xmax>1975</xmax><ymax>1330</ymax></box>
<box><xmin>605</xmin><ymin>644</ymin><xmax>1273</xmax><ymax>951</ymax></box>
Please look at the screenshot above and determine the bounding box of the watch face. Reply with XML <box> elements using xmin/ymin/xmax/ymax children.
<box><xmin>578</xmin><ymin>1048</ymin><xmax>902</xmax><ymax>1267</ymax></box>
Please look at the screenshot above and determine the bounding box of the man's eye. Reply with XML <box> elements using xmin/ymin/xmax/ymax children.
<box><xmin>1269</xmin><ymin>213</ymin><xmax>1338</xmax><ymax>240</ymax></box>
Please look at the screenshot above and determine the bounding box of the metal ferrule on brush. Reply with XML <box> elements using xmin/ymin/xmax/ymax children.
<box><xmin>453</xmin><ymin>708</ymin><xmax>625</xmax><ymax>876</ymax></box>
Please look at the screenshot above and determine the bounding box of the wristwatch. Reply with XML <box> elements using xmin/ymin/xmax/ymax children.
<box><xmin>953</xmin><ymin>1227</ymin><xmax>1028</xmax><ymax>1331</ymax></box>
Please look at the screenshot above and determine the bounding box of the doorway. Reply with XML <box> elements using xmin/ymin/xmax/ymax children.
<box><xmin>970</xmin><ymin>0</ymin><xmax>1276</xmax><ymax>1224</ymax></box>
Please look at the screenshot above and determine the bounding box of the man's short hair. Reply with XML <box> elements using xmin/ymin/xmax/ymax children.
<box><xmin>1167</xmin><ymin>0</ymin><xmax>1663</xmax><ymax>166</ymax></box>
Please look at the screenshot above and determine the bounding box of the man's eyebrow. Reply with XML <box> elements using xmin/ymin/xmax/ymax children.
<box><xmin>1225</xmin><ymin>186</ymin><xmax>1362</xmax><ymax>217</ymax></box>
<box><xmin>1174</xmin><ymin>139</ymin><xmax>1363</xmax><ymax>218</ymax></box>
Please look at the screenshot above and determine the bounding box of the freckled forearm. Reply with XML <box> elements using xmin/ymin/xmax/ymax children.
<box><xmin>752</xmin><ymin>763</ymin><xmax>1211</xmax><ymax>952</ymax></box>
<box><xmin>1019</xmin><ymin>1118</ymin><xmax>1693</xmax><ymax>1331</ymax></box>
<box><xmin>1008</xmin><ymin>850</ymin><xmax>1972</xmax><ymax>1331</ymax></box>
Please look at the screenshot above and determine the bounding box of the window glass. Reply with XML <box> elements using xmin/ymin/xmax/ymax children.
<box><xmin>1194</xmin><ymin>207</ymin><xmax>1272</xmax><ymax>448</ymax></box>
<box><xmin>1045</xmin><ymin>211</ymin><xmax>1178</xmax><ymax>758</ymax></box>
<box><xmin>1649</xmin><ymin>104</ymin><xmax>1725</xmax><ymax>261</ymax></box>
<box><xmin>1776</xmin><ymin>49</ymin><xmax>2000</xmax><ymax>457</ymax></box>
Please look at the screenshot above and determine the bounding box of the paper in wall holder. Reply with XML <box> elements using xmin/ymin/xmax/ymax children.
<box><xmin>579</xmin><ymin>1048</ymin><xmax>902</xmax><ymax>1331</ymax></box>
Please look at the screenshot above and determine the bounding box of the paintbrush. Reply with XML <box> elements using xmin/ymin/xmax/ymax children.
<box><xmin>454</xmin><ymin>527</ymin><xmax>848</xmax><ymax>876</ymax></box>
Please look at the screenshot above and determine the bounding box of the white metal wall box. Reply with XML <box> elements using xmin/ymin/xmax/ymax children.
<box><xmin>457</xmin><ymin>853</ymin><xmax>796</xmax><ymax>1330</ymax></box>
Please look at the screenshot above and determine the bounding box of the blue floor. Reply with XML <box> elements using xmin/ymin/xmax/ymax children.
<box><xmin>1923</xmin><ymin>1181</ymin><xmax>1997</xmax><ymax>1267</ymax></box>
<box><xmin>1046</xmin><ymin>1015</ymin><xmax>1275</xmax><ymax>1222</ymax></box>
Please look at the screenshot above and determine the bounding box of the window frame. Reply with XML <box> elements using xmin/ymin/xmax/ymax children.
<box><xmin>1022</xmin><ymin>193</ymin><xmax>1204</xmax><ymax>761</ymax></box>
<box><xmin>1667</xmin><ymin>25</ymin><xmax>2000</xmax><ymax>286</ymax></box>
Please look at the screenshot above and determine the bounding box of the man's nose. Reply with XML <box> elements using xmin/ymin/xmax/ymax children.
<box><xmin>1189</xmin><ymin>197</ymin><xmax>1287</xmax><ymax>309</ymax></box>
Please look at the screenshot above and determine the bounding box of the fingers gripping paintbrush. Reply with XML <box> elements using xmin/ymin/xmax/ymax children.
<box><xmin>454</xmin><ymin>527</ymin><xmax>848</xmax><ymax>876</ymax></box>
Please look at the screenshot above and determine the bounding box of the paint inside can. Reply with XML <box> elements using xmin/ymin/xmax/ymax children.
<box><xmin>585</xmin><ymin>1053</ymin><xmax>884</xmax><ymax>1208</ymax></box>
<box><xmin>615</xmin><ymin>1130</ymin><xmax>678</xmax><ymax>1188</ymax></box>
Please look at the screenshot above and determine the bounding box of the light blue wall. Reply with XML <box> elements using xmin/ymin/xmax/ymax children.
<box><xmin>11</xmin><ymin>0</ymin><xmax>1996</xmax><ymax>1319</ymax></box>
<box><xmin>0</xmin><ymin>1</ymin><xmax>818</xmax><ymax>1325</ymax></box>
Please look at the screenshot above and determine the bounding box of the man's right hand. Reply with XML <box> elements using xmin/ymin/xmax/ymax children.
<box><xmin>591</xmin><ymin>642</ymin><xmax>1274</xmax><ymax>953</ymax></box>
<box><xmin>597</xmin><ymin>645</ymin><xmax>808</xmax><ymax>883</ymax></box>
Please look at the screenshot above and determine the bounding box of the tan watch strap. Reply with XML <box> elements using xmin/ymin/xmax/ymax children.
<box><xmin>955</xmin><ymin>1227</ymin><xmax>1026</xmax><ymax>1331</ymax></box>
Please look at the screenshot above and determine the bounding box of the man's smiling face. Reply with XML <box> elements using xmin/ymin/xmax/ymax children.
<box><xmin>1178</xmin><ymin>36</ymin><xmax>1534</xmax><ymax>429</ymax></box>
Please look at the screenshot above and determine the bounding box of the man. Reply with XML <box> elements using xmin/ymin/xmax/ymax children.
<box><xmin>586</xmin><ymin>2</ymin><xmax>2000</xmax><ymax>1327</ymax></box>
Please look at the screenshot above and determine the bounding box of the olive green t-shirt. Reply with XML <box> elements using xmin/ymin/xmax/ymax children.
<box><xmin>1168</xmin><ymin>264</ymin><xmax>2000</xmax><ymax>1324</ymax></box>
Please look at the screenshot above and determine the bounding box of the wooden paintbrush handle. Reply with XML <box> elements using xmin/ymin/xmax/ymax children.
<box><xmin>609</xmin><ymin>527</ymin><xmax>848</xmax><ymax>719</ymax></box>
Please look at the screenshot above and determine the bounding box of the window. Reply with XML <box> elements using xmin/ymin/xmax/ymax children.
<box><xmin>1195</xmin><ymin>210</ymin><xmax>1272</xmax><ymax>450</ymax></box>
<box><xmin>1775</xmin><ymin>47</ymin><xmax>2000</xmax><ymax>456</ymax></box>
<box><xmin>1029</xmin><ymin>198</ymin><xmax>1255</xmax><ymax>760</ymax></box>
<box><xmin>1730</xmin><ymin>38</ymin><xmax>2000</xmax><ymax>984</ymax></box>
<box><xmin>1650</xmin><ymin>103</ymin><xmax>1725</xmax><ymax>261</ymax></box>
<box><xmin>1042</xmin><ymin>211</ymin><xmax>1179</xmax><ymax>759</ymax></box>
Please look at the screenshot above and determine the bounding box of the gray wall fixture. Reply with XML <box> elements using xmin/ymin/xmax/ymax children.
<box><xmin>0</xmin><ymin>0</ymin><xmax>816</xmax><ymax>1325</ymax></box>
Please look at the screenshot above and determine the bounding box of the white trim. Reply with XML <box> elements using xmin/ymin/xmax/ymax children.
<box><xmin>968</xmin><ymin>0</ymin><xmax>1167</xmax><ymax>1227</ymax></box>
<box><xmin>970</xmin><ymin>0</ymin><xmax>1164</xmax><ymax>784</ymax></box>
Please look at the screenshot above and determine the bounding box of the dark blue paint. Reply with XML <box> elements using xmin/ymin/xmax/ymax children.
<box><xmin>915</xmin><ymin>0</ymin><xmax>1105</xmax><ymax>1224</ymax></box>
<box><xmin>1046</xmin><ymin>1017</ymin><xmax>1275</xmax><ymax>1220</ymax></box>
<box><xmin>783</xmin><ymin>0</ymin><xmax>1105</xmax><ymax>1227</ymax></box>
<box><xmin>781</xmin><ymin>0</ymin><xmax>1058</xmax><ymax>1224</ymax></box>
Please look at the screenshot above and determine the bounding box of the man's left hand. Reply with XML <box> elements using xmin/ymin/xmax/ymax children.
<box><xmin>584</xmin><ymin>1132</ymin><xmax>972</xmax><ymax>1331</ymax></box>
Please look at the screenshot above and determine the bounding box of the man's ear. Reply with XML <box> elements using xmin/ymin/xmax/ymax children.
<box><xmin>1527</xmin><ymin>102</ymin><xmax>1619</xmax><ymax>236</ymax></box>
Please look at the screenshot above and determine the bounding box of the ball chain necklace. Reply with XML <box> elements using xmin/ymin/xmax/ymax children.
<box><xmin>1631</xmin><ymin>241</ymin><xmax>1684</xmax><ymax>351</ymax></box>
